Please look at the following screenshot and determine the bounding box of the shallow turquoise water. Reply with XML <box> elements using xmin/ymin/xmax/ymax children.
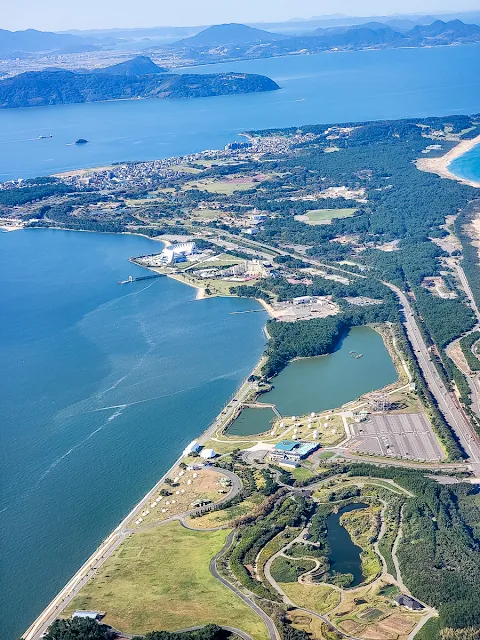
<box><xmin>449</xmin><ymin>143</ymin><xmax>480</xmax><ymax>184</ymax></box>
<box><xmin>0</xmin><ymin>44</ymin><xmax>479</xmax><ymax>180</ymax></box>
<box><xmin>0</xmin><ymin>229</ymin><xmax>266</xmax><ymax>639</ymax></box>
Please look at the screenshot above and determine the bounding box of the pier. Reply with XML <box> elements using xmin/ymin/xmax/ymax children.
<box><xmin>243</xmin><ymin>401</ymin><xmax>283</xmax><ymax>419</ymax></box>
<box><xmin>118</xmin><ymin>274</ymin><xmax>164</xmax><ymax>285</ymax></box>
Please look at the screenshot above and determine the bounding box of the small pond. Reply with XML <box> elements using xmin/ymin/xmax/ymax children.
<box><xmin>326</xmin><ymin>501</ymin><xmax>368</xmax><ymax>587</ymax></box>
<box><xmin>226</xmin><ymin>406</ymin><xmax>277</xmax><ymax>436</ymax></box>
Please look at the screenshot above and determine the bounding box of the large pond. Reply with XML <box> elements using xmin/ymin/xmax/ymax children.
<box><xmin>227</xmin><ymin>406</ymin><xmax>277</xmax><ymax>436</ymax></box>
<box><xmin>326</xmin><ymin>502</ymin><xmax>368</xmax><ymax>587</ymax></box>
<box><xmin>259</xmin><ymin>326</ymin><xmax>397</xmax><ymax>416</ymax></box>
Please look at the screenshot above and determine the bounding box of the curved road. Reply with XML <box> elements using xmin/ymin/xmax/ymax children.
<box><xmin>209</xmin><ymin>531</ymin><xmax>280</xmax><ymax>640</ymax></box>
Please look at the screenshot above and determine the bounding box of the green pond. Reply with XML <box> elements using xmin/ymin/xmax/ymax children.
<box><xmin>227</xmin><ymin>407</ymin><xmax>277</xmax><ymax>436</ymax></box>
<box><xmin>327</xmin><ymin>502</ymin><xmax>368</xmax><ymax>586</ymax></box>
<box><xmin>232</xmin><ymin>327</ymin><xmax>397</xmax><ymax>436</ymax></box>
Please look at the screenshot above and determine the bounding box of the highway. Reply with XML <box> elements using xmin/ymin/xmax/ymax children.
<box><xmin>386</xmin><ymin>283</ymin><xmax>480</xmax><ymax>473</ymax></box>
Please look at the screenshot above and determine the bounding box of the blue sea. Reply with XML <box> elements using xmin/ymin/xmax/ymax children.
<box><xmin>0</xmin><ymin>229</ymin><xmax>266</xmax><ymax>639</ymax></box>
<box><xmin>1</xmin><ymin>43</ymin><xmax>480</xmax><ymax>639</ymax></box>
<box><xmin>0</xmin><ymin>43</ymin><xmax>479</xmax><ymax>180</ymax></box>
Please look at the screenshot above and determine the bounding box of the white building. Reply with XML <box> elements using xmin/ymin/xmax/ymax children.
<box><xmin>161</xmin><ymin>242</ymin><xmax>196</xmax><ymax>264</ymax></box>
<box><xmin>200</xmin><ymin>448</ymin><xmax>216</xmax><ymax>459</ymax></box>
<box><xmin>183</xmin><ymin>440</ymin><xmax>201</xmax><ymax>456</ymax></box>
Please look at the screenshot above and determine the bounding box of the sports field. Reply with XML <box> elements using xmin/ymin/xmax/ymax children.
<box><xmin>305</xmin><ymin>208</ymin><xmax>357</xmax><ymax>223</ymax></box>
<box><xmin>65</xmin><ymin>521</ymin><xmax>269</xmax><ymax>639</ymax></box>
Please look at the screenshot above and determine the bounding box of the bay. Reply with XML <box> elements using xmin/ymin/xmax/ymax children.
<box><xmin>0</xmin><ymin>44</ymin><xmax>479</xmax><ymax>180</ymax></box>
<box><xmin>0</xmin><ymin>229</ymin><xmax>266</xmax><ymax>639</ymax></box>
<box><xmin>449</xmin><ymin>143</ymin><xmax>480</xmax><ymax>184</ymax></box>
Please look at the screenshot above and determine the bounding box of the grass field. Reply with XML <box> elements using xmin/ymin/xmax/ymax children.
<box><xmin>282</xmin><ymin>582</ymin><xmax>340</xmax><ymax>614</ymax></box>
<box><xmin>290</xmin><ymin>466</ymin><xmax>316</xmax><ymax>483</ymax></box>
<box><xmin>183</xmin><ymin>179</ymin><xmax>257</xmax><ymax>195</ymax></box>
<box><xmin>297</xmin><ymin>208</ymin><xmax>357</xmax><ymax>225</ymax></box>
<box><xmin>65</xmin><ymin>522</ymin><xmax>269</xmax><ymax>639</ymax></box>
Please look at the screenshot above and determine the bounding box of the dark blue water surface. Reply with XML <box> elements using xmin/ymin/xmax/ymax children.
<box><xmin>0</xmin><ymin>44</ymin><xmax>479</xmax><ymax>180</ymax></box>
<box><xmin>0</xmin><ymin>229</ymin><xmax>265</xmax><ymax>639</ymax></box>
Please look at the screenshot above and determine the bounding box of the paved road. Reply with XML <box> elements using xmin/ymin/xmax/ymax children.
<box><xmin>386</xmin><ymin>283</ymin><xmax>480</xmax><ymax>474</ymax></box>
<box><xmin>23</xmin><ymin>466</ymin><xmax>243</xmax><ymax>640</ymax></box>
<box><xmin>209</xmin><ymin>531</ymin><xmax>280</xmax><ymax>640</ymax></box>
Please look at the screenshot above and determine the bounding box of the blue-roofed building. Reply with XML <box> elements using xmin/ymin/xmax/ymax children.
<box><xmin>270</xmin><ymin>440</ymin><xmax>319</xmax><ymax>462</ymax></box>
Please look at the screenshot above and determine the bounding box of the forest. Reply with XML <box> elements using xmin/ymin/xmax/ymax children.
<box><xmin>352</xmin><ymin>465</ymin><xmax>480</xmax><ymax>633</ymax></box>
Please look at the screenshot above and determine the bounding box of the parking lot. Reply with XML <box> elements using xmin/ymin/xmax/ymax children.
<box><xmin>349</xmin><ymin>413</ymin><xmax>444</xmax><ymax>461</ymax></box>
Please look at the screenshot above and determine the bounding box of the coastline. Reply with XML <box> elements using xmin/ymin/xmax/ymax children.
<box><xmin>415</xmin><ymin>134</ymin><xmax>480</xmax><ymax>188</ymax></box>
<box><xmin>22</xmin><ymin>347</ymin><xmax>268</xmax><ymax>640</ymax></box>
<box><xmin>20</xmin><ymin>238</ymin><xmax>272</xmax><ymax>640</ymax></box>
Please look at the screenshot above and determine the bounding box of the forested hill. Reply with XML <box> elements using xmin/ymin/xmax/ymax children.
<box><xmin>94</xmin><ymin>55</ymin><xmax>168</xmax><ymax>75</ymax></box>
<box><xmin>0</xmin><ymin>69</ymin><xmax>279</xmax><ymax>109</ymax></box>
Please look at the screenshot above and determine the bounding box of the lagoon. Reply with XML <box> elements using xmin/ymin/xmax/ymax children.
<box><xmin>449</xmin><ymin>143</ymin><xmax>480</xmax><ymax>184</ymax></box>
<box><xmin>227</xmin><ymin>406</ymin><xmax>277</xmax><ymax>436</ymax></box>
<box><xmin>259</xmin><ymin>327</ymin><xmax>398</xmax><ymax>416</ymax></box>
<box><xmin>0</xmin><ymin>44</ymin><xmax>479</xmax><ymax>180</ymax></box>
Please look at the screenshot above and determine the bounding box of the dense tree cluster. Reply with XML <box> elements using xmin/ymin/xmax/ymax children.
<box><xmin>352</xmin><ymin>465</ymin><xmax>480</xmax><ymax>631</ymax></box>
<box><xmin>132</xmin><ymin>625</ymin><xmax>231</xmax><ymax>640</ymax></box>
<box><xmin>43</xmin><ymin>617</ymin><xmax>116</xmax><ymax>640</ymax></box>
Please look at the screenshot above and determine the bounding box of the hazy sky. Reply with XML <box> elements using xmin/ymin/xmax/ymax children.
<box><xmin>6</xmin><ymin>0</ymin><xmax>480</xmax><ymax>31</ymax></box>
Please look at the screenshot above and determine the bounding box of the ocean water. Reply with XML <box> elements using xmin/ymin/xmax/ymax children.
<box><xmin>0</xmin><ymin>43</ymin><xmax>479</xmax><ymax>180</ymax></box>
<box><xmin>1</xmin><ymin>43</ymin><xmax>479</xmax><ymax>639</ymax></box>
<box><xmin>0</xmin><ymin>229</ymin><xmax>266</xmax><ymax>639</ymax></box>
<box><xmin>449</xmin><ymin>143</ymin><xmax>480</xmax><ymax>183</ymax></box>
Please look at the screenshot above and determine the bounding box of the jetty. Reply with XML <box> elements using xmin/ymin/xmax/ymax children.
<box><xmin>118</xmin><ymin>274</ymin><xmax>164</xmax><ymax>285</ymax></box>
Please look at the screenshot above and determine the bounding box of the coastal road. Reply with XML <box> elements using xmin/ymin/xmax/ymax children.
<box><xmin>23</xmin><ymin>467</ymin><xmax>243</xmax><ymax>640</ymax></box>
<box><xmin>386</xmin><ymin>283</ymin><xmax>480</xmax><ymax>473</ymax></box>
<box><xmin>209</xmin><ymin>531</ymin><xmax>280</xmax><ymax>640</ymax></box>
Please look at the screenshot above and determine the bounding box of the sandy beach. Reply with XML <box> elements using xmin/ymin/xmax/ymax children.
<box><xmin>416</xmin><ymin>134</ymin><xmax>480</xmax><ymax>188</ymax></box>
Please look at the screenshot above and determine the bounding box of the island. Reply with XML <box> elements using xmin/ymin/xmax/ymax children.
<box><xmin>0</xmin><ymin>56</ymin><xmax>280</xmax><ymax>109</ymax></box>
<box><xmin>9</xmin><ymin>113</ymin><xmax>480</xmax><ymax>640</ymax></box>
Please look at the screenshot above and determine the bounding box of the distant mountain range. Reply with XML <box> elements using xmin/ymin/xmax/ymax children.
<box><xmin>0</xmin><ymin>56</ymin><xmax>279</xmax><ymax>109</ymax></box>
<box><xmin>2</xmin><ymin>13</ymin><xmax>480</xmax><ymax>67</ymax></box>
<box><xmin>160</xmin><ymin>19</ymin><xmax>480</xmax><ymax>63</ymax></box>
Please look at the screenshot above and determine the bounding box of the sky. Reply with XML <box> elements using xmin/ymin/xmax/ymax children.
<box><xmin>5</xmin><ymin>0</ymin><xmax>480</xmax><ymax>31</ymax></box>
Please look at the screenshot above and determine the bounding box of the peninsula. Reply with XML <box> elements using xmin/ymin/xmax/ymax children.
<box><xmin>13</xmin><ymin>113</ymin><xmax>480</xmax><ymax>640</ymax></box>
<box><xmin>0</xmin><ymin>56</ymin><xmax>279</xmax><ymax>109</ymax></box>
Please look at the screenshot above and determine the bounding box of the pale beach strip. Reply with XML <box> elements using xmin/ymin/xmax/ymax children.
<box><xmin>416</xmin><ymin>134</ymin><xmax>480</xmax><ymax>188</ymax></box>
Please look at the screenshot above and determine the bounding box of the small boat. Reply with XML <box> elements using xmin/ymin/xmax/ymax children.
<box><xmin>37</xmin><ymin>134</ymin><xmax>53</xmax><ymax>139</ymax></box>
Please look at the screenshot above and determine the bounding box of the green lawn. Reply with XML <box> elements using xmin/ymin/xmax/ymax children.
<box><xmin>290</xmin><ymin>466</ymin><xmax>316</xmax><ymax>482</ymax></box>
<box><xmin>184</xmin><ymin>179</ymin><xmax>256</xmax><ymax>195</ymax></box>
<box><xmin>65</xmin><ymin>522</ymin><xmax>269</xmax><ymax>639</ymax></box>
<box><xmin>306</xmin><ymin>208</ymin><xmax>357</xmax><ymax>223</ymax></box>
<box><xmin>281</xmin><ymin>582</ymin><xmax>340</xmax><ymax>614</ymax></box>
